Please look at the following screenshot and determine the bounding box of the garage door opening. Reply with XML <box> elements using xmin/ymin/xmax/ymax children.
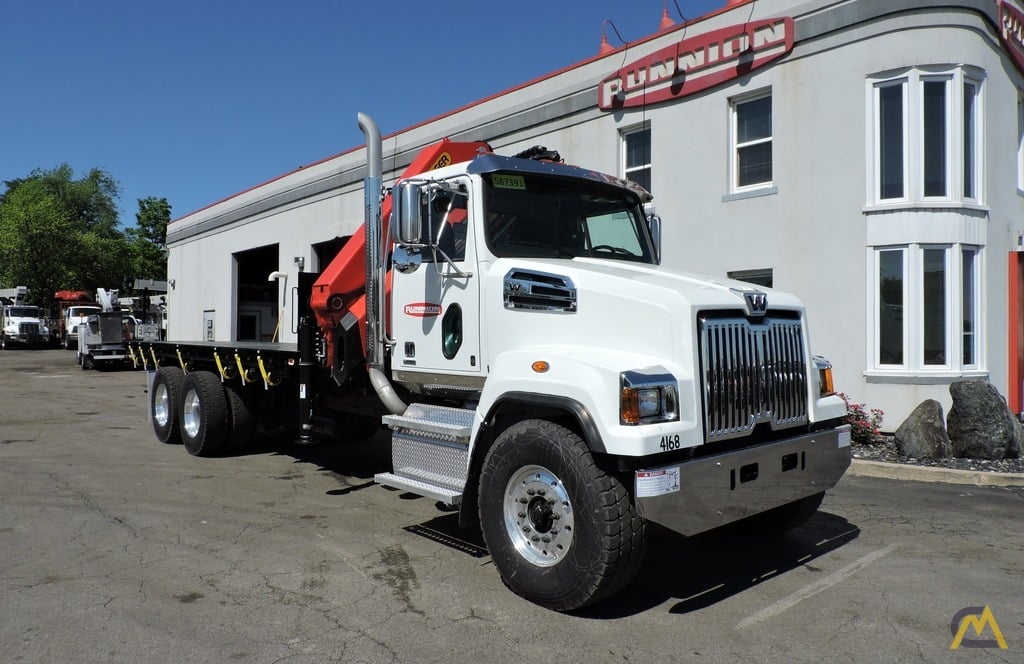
<box><xmin>234</xmin><ymin>244</ymin><xmax>279</xmax><ymax>342</ymax></box>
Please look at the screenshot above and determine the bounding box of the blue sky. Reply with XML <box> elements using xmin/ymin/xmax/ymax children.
<box><xmin>1</xmin><ymin>0</ymin><xmax>723</xmax><ymax>224</ymax></box>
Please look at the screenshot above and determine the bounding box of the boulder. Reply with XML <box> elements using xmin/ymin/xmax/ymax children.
<box><xmin>947</xmin><ymin>381</ymin><xmax>1022</xmax><ymax>460</ymax></box>
<box><xmin>894</xmin><ymin>400</ymin><xmax>950</xmax><ymax>459</ymax></box>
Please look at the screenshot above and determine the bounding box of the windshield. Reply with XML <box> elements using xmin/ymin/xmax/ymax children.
<box><xmin>69</xmin><ymin>306</ymin><xmax>99</xmax><ymax>317</ymax></box>
<box><xmin>7</xmin><ymin>307</ymin><xmax>39</xmax><ymax>317</ymax></box>
<box><xmin>483</xmin><ymin>172</ymin><xmax>655</xmax><ymax>263</ymax></box>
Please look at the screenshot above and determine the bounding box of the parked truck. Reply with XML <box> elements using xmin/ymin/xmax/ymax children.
<box><xmin>129</xmin><ymin>114</ymin><xmax>851</xmax><ymax>611</ymax></box>
<box><xmin>54</xmin><ymin>290</ymin><xmax>101</xmax><ymax>349</ymax></box>
<box><xmin>1</xmin><ymin>301</ymin><xmax>50</xmax><ymax>349</ymax></box>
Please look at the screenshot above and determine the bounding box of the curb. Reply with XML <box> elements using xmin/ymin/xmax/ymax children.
<box><xmin>848</xmin><ymin>459</ymin><xmax>1024</xmax><ymax>487</ymax></box>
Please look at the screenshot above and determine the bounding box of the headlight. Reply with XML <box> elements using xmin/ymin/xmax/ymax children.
<box><xmin>620</xmin><ymin>368</ymin><xmax>679</xmax><ymax>425</ymax></box>
<box><xmin>813</xmin><ymin>355</ymin><xmax>835</xmax><ymax>397</ymax></box>
<box><xmin>3</xmin><ymin>325</ymin><xmax>16</xmax><ymax>334</ymax></box>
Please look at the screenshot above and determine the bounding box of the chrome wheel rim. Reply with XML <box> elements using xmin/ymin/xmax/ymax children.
<box><xmin>183</xmin><ymin>389</ymin><xmax>201</xmax><ymax>438</ymax></box>
<box><xmin>503</xmin><ymin>464</ymin><xmax>574</xmax><ymax>567</ymax></box>
<box><xmin>154</xmin><ymin>383</ymin><xmax>171</xmax><ymax>428</ymax></box>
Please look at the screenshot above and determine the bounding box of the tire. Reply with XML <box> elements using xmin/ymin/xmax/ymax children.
<box><xmin>338</xmin><ymin>413</ymin><xmax>381</xmax><ymax>441</ymax></box>
<box><xmin>224</xmin><ymin>382</ymin><xmax>255</xmax><ymax>451</ymax></box>
<box><xmin>746</xmin><ymin>492</ymin><xmax>825</xmax><ymax>535</ymax></box>
<box><xmin>151</xmin><ymin>366</ymin><xmax>185</xmax><ymax>444</ymax></box>
<box><xmin>478</xmin><ymin>419</ymin><xmax>647</xmax><ymax>611</ymax></box>
<box><xmin>81</xmin><ymin>353</ymin><xmax>95</xmax><ymax>370</ymax></box>
<box><xmin>179</xmin><ymin>371</ymin><xmax>229</xmax><ymax>457</ymax></box>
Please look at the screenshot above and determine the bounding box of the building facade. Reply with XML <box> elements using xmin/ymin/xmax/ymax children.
<box><xmin>166</xmin><ymin>0</ymin><xmax>1024</xmax><ymax>427</ymax></box>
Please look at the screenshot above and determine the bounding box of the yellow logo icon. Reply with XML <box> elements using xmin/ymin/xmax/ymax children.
<box><xmin>950</xmin><ymin>606</ymin><xmax>1008</xmax><ymax>650</ymax></box>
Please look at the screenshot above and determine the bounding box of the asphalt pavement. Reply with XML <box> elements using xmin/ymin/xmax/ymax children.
<box><xmin>1</xmin><ymin>349</ymin><xmax>1021</xmax><ymax>663</ymax></box>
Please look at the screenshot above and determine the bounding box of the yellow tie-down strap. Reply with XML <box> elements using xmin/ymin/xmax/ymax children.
<box><xmin>213</xmin><ymin>351</ymin><xmax>237</xmax><ymax>382</ymax></box>
<box><xmin>257</xmin><ymin>353</ymin><xmax>282</xmax><ymax>389</ymax></box>
<box><xmin>234</xmin><ymin>353</ymin><xmax>259</xmax><ymax>385</ymax></box>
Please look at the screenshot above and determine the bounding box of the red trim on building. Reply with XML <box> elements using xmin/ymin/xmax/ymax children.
<box><xmin>1009</xmin><ymin>253</ymin><xmax>1023</xmax><ymax>413</ymax></box>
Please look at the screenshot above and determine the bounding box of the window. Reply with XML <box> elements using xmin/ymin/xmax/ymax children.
<box><xmin>871</xmin><ymin>244</ymin><xmax>982</xmax><ymax>372</ymax></box>
<box><xmin>622</xmin><ymin>126</ymin><xmax>651</xmax><ymax>192</ymax></box>
<box><xmin>869</xmin><ymin>67</ymin><xmax>983</xmax><ymax>206</ymax></box>
<box><xmin>1018</xmin><ymin>95</ymin><xmax>1024</xmax><ymax>192</ymax></box>
<box><xmin>732</xmin><ymin>92</ymin><xmax>773</xmax><ymax>190</ymax></box>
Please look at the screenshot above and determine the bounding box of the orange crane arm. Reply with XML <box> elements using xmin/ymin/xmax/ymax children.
<box><xmin>310</xmin><ymin>138</ymin><xmax>491</xmax><ymax>369</ymax></box>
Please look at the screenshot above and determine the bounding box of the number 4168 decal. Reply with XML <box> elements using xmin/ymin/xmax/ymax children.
<box><xmin>659</xmin><ymin>434</ymin><xmax>680</xmax><ymax>452</ymax></box>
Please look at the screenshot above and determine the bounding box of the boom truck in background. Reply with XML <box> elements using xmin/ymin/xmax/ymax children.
<box><xmin>130</xmin><ymin>113</ymin><xmax>851</xmax><ymax>611</ymax></box>
<box><xmin>54</xmin><ymin>290</ymin><xmax>101</xmax><ymax>349</ymax></box>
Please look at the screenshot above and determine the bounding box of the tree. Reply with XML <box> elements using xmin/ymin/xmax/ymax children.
<box><xmin>0</xmin><ymin>165</ymin><xmax>131</xmax><ymax>308</ymax></box>
<box><xmin>126</xmin><ymin>197</ymin><xmax>170</xmax><ymax>281</ymax></box>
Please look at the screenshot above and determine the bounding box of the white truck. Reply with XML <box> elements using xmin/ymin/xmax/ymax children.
<box><xmin>0</xmin><ymin>303</ymin><xmax>50</xmax><ymax>349</ymax></box>
<box><xmin>63</xmin><ymin>304</ymin><xmax>102</xmax><ymax>349</ymax></box>
<box><xmin>129</xmin><ymin>114</ymin><xmax>851</xmax><ymax>611</ymax></box>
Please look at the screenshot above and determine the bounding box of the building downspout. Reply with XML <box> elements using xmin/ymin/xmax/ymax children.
<box><xmin>358</xmin><ymin>112</ymin><xmax>406</xmax><ymax>415</ymax></box>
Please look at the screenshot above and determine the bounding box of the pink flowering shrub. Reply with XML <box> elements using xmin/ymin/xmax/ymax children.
<box><xmin>838</xmin><ymin>392</ymin><xmax>884</xmax><ymax>445</ymax></box>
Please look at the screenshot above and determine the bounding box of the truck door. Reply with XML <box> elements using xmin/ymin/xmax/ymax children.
<box><xmin>391</xmin><ymin>180</ymin><xmax>481</xmax><ymax>377</ymax></box>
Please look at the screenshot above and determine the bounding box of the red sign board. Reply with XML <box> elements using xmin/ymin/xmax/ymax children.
<box><xmin>999</xmin><ymin>1</ymin><xmax>1024</xmax><ymax>75</ymax></box>
<box><xmin>598</xmin><ymin>17</ymin><xmax>794</xmax><ymax>110</ymax></box>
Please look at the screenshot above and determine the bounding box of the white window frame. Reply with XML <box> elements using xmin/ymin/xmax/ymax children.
<box><xmin>868</xmin><ymin>243</ymin><xmax>984</xmax><ymax>376</ymax></box>
<box><xmin>867</xmin><ymin>66</ymin><xmax>985</xmax><ymax>208</ymax></box>
<box><xmin>621</xmin><ymin>124</ymin><xmax>651</xmax><ymax>193</ymax></box>
<box><xmin>730</xmin><ymin>89</ymin><xmax>773</xmax><ymax>193</ymax></box>
<box><xmin>1017</xmin><ymin>94</ymin><xmax>1024</xmax><ymax>193</ymax></box>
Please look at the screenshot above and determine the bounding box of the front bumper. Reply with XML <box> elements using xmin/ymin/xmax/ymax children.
<box><xmin>635</xmin><ymin>425</ymin><xmax>851</xmax><ymax>536</ymax></box>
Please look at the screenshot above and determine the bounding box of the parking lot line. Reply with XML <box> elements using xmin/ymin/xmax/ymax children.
<box><xmin>735</xmin><ymin>544</ymin><xmax>898</xmax><ymax>630</ymax></box>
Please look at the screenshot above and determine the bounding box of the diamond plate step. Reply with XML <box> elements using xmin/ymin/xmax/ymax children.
<box><xmin>374</xmin><ymin>472</ymin><xmax>462</xmax><ymax>506</ymax></box>
<box><xmin>382</xmin><ymin>403</ymin><xmax>475</xmax><ymax>442</ymax></box>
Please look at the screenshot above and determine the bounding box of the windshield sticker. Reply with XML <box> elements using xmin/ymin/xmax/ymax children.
<box><xmin>492</xmin><ymin>174</ymin><xmax>525</xmax><ymax>190</ymax></box>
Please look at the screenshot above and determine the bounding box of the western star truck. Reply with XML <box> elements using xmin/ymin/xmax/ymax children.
<box><xmin>130</xmin><ymin>114</ymin><xmax>851</xmax><ymax>611</ymax></box>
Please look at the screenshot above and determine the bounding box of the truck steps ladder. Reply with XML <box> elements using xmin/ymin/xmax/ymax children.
<box><xmin>374</xmin><ymin>404</ymin><xmax>474</xmax><ymax>506</ymax></box>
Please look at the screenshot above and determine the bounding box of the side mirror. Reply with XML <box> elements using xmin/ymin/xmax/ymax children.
<box><xmin>644</xmin><ymin>203</ymin><xmax>662</xmax><ymax>263</ymax></box>
<box><xmin>394</xmin><ymin>181</ymin><xmax>422</xmax><ymax>245</ymax></box>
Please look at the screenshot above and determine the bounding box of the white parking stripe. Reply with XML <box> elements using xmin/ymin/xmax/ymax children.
<box><xmin>735</xmin><ymin>544</ymin><xmax>898</xmax><ymax>630</ymax></box>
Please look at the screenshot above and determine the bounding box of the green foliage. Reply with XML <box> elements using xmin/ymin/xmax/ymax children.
<box><xmin>125</xmin><ymin>197</ymin><xmax>170</xmax><ymax>281</ymax></box>
<box><xmin>0</xmin><ymin>165</ymin><xmax>169</xmax><ymax>309</ymax></box>
<box><xmin>838</xmin><ymin>392</ymin><xmax>885</xmax><ymax>445</ymax></box>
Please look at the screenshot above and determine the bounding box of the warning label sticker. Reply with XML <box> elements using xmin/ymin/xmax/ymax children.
<box><xmin>636</xmin><ymin>467</ymin><xmax>680</xmax><ymax>497</ymax></box>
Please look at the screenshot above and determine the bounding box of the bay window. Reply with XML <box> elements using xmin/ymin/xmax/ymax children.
<box><xmin>871</xmin><ymin>244</ymin><xmax>982</xmax><ymax>373</ymax></box>
<box><xmin>869</xmin><ymin>67</ymin><xmax>983</xmax><ymax>206</ymax></box>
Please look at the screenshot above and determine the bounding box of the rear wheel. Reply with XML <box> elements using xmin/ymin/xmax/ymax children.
<box><xmin>151</xmin><ymin>366</ymin><xmax>185</xmax><ymax>443</ymax></box>
<box><xmin>224</xmin><ymin>382</ymin><xmax>255</xmax><ymax>451</ymax></box>
<box><xmin>337</xmin><ymin>412</ymin><xmax>381</xmax><ymax>441</ymax></box>
<box><xmin>180</xmin><ymin>371</ymin><xmax>228</xmax><ymax>457</ymax></box>
<box><xmin>478</xmin><ymin>419</ymin><xmax>647</xmax><ymax>611</ymax></box>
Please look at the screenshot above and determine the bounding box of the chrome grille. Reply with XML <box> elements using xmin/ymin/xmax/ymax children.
<box><xmin>19</xmin><ymin>322</ymin><xmax>40</xmax><ymax>336</ymax></box>
<box><xmin>699</xmin><ymin>316</ymin><xmax>808</xmax><ymax>442</ymax></box>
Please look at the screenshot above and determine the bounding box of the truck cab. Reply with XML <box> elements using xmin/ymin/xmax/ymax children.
<box><xmin>0</xmin><ymin>305</ymin><xmax>50</xmax><ymax>349</ymax></box>
<box><xmin>64</xmin><ymin>305</ymin><xmax>101</xmax><ymax>349</ymax></box>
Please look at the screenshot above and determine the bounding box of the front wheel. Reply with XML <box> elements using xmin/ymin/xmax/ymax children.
<box><xmin>478</xmin><ymin>419</ymin><xmax>647</xmax><ymax>611</ymax></box>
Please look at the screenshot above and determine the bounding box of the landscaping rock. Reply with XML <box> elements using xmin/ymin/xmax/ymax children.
<box><xmin>894</xmin><ymin>400</ymin><xmax>950</xmax><ymax>459</ymax></box>
<box><xmin>947</xmin><ymin>381</ymin><xmax>1022</xmax><ymax>460</ymax></box>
